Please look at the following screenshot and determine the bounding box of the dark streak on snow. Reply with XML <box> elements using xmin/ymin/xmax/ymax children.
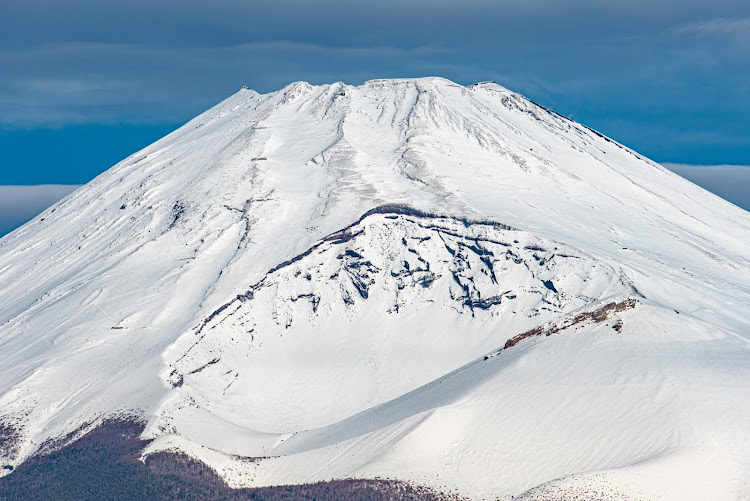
<box><xmin>291</xmin><ymin>293</ymin><xmax>320</xmax><ymax>313</ymax></box>
<box><xmin>188</xmin><ymin>357</ymin><xmax>221</xmax><ymax>375</ymax></box>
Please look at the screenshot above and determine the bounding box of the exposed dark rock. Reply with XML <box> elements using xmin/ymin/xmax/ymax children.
<box><xmin>169</xmin><ymin>201</ymin><xmax>185</xmax><ymax>229</ymax></box>
<box><xmin>167</xmin><ymin>370</ymin><xmax>184</xmax><ymax>389</ymax></box>
<box><xmin>467</xmin><ymin>296</ymin><xmax>503</xmax><ymax>310</ymax></box>
<box><xmin>291</xmin><ymin>293</ymin><xmax>320</xmax><ymax>313</ymax></box>
<box><xmin>417</xmin><ymin>273</ymin><xmax>438</xmax><ymax>288</ymax></box>
<box><xmin>485</xmin><ymin>298</ymin><xmax>638</xmax><ymax>359</ymax></box>
<box><xmin>197</xmin><ymin>204</ymin><xmax>586</xmax><ymax>341</ymax></box>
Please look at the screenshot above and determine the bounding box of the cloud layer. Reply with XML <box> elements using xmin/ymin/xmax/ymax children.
<box><xmin>0</xmin><ymin>185</ymin><xmax>80</xmax><ymax>237</ymax></box>
<box><xmin>662</xmin><ymin>164</ymin><xmax>750</xmax><ymax>212</ymax></box>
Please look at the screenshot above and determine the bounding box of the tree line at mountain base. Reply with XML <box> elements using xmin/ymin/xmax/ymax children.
<box><xmin>0</xmin><ymin>419</ymin><xmax>462</xmax><ymax>501</ymax></box>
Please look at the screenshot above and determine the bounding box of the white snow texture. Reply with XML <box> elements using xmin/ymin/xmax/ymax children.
<box><xmin>0</xmin><ymin>78</ymin><xmax>749</xmax><ymax>500</ymax></box>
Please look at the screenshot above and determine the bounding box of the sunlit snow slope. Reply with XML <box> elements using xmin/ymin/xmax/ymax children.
<box><xmin>1</xmin><ymin>78</ymin><xmax>749</xmax><ymax>500</ymax></box>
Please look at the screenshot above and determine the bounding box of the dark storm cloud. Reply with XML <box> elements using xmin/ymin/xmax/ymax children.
<box><xmin>1</xmin><ymin>0</ymin><xmax>749</xmax><ymax>165</ymax></box>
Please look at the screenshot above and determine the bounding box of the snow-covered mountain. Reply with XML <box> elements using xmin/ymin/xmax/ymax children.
<box><xmin>1</xmin><ymin>77</ymin><xmax>749</xmax><ymax>500</ymax></box>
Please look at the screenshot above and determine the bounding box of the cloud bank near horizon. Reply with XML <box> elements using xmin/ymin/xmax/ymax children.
<box><xmin>662</xmin><ymin>163</ymin><xmax>750</xmax><ymax>212</ymax></box>
<box><xmin>0</xmin><ymin>185</ymin><xmax>80</xmax><ymax>237</ymax></box>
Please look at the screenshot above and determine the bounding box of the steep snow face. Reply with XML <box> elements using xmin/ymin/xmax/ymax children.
<box><xmin>0</xmin><ymin>77</ymin><xmax>749</xmax><ymax>500</ymax></box>
<box><xmin>153</xmin><ymin>210</ymin><xmax>628</xmax><ymax>449</ymax></box>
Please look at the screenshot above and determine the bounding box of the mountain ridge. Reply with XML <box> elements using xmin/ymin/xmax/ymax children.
<box><xmin>1</xmin><ymin>77</ymin><xmax>749</xmax><ymax>500</ymax></box>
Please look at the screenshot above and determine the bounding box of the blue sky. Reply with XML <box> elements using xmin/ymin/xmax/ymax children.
<box><xmin>1</xmin><ymin>0</ymin><xmax>749</xmax><ymax>232</ymax></box>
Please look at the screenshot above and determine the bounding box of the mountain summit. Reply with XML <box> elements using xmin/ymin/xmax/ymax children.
<box><xmin>1</xmin><ymin>78</ymin><xmax>749</xmax><ymax>500</ymax></box>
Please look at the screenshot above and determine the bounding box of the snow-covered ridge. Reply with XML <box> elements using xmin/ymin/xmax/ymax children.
<box><xmin>149</xmin><ymin>207</ymin><xmax>630</xmax><ymax>449</ymax></box>
<box><xmin>1</xmin><ymin>77</ymin><xmax>749</xmax><ymax>499</ymax></box>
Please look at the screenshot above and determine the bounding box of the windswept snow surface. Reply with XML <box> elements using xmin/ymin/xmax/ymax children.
<box><xmin>1</xmin><ymin>78</ymin><xmax>749</xmax><ymax>500</ymax></box>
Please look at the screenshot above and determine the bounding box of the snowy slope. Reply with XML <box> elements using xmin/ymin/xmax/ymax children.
<box><xmin>0</xmin><ymin>77</ymin><xmax>749</xmax><ymax>500</ymax></box>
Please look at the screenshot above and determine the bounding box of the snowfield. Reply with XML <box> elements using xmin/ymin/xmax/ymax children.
<box><xmin>0</xmin><ymin>77</ymin><xmax>749</xmax><ymax>500</ymax></box>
